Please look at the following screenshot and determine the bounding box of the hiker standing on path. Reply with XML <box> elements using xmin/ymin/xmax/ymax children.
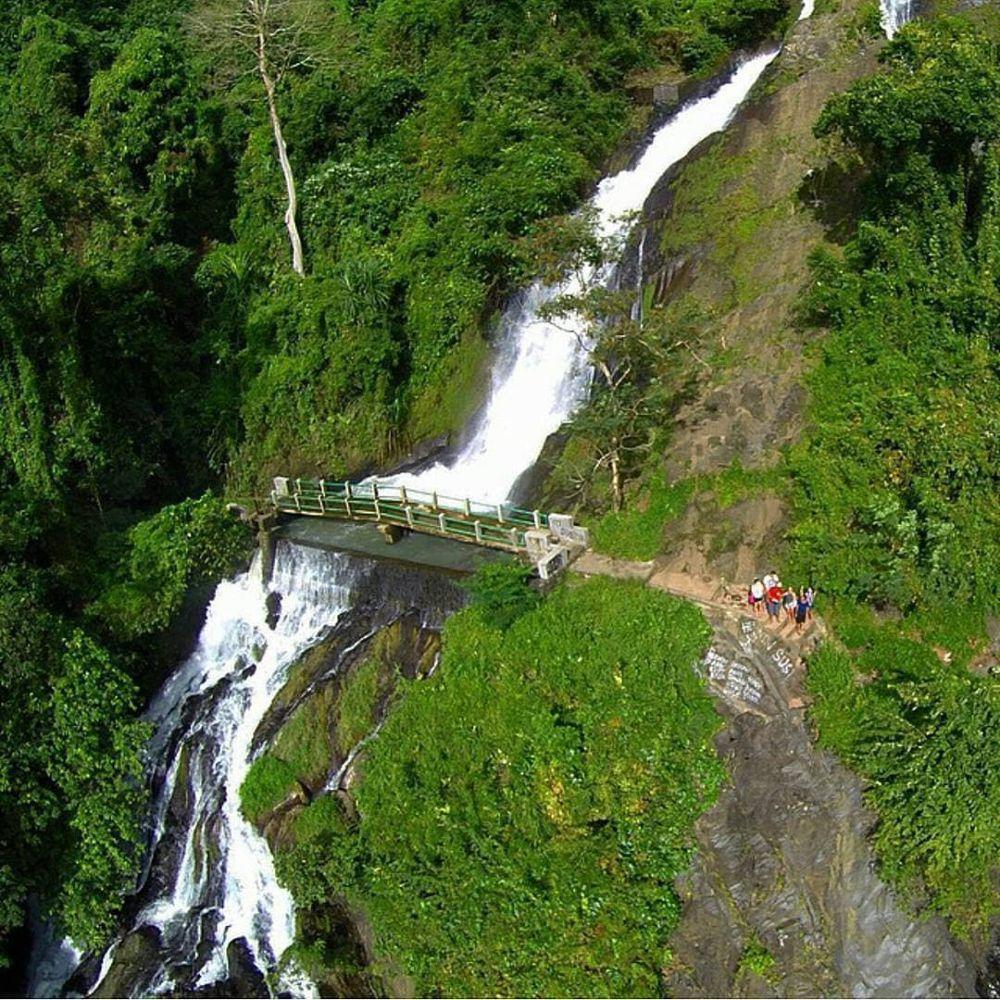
<box><xmin>795</xmin><ymin>588</ymin><xmax>810</xmax><ymax>633</ymax></box>
<box><xmin>783</xmin><ymin>586</ymin><xmax>797</xmax><ymax>623</ymax></box>
<box><xmin>750</xmin><ymin>578</ymin><xmax>765</xmax><ymax>617</ymax></box>
<box><xmin>765</xmin><ymin>580</ymin><xmax>784</xmax><ymax>624</ymax></box>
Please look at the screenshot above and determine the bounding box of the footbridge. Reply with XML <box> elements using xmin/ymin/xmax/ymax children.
<box><xmin>270</xmin><ymin>477</ymin><xmax>589</xmax><ymax>579</ymax></box>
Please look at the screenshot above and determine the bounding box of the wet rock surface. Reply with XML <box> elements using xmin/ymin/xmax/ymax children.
<box><xmin>668</xmin><ymin>611</ymin><xmax>978</xmax><ymax>998</ymax></box>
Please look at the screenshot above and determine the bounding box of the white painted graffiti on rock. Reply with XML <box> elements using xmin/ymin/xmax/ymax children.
<box><xmin>700</xmin><ymin>648</ymin><xmax>765</xmax><ymax>706</ymax></box>
<box><xmin>772</xmin><ymin>648</ymin><xmax>794</xmax><ymax>677</ymax></box>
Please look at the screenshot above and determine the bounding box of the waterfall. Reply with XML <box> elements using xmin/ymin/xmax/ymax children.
<box><xmin>36</xmin><ymin>21</ymin><xmax>812</xmax><ymax>1000</ymax></box>
<box><xmin>633</xmin><ymin>228</ymin><xmax>647</xmax><ymax>323</ymax></box>
<box><xmin>80</xmin><ymin>545</ymin><xmax>357</xmax><ymax>997</ymax></box>
<box><xmin>137</xmin><ymin>546</ymin><xmax>355</xmax><ymax>993</ymax></box>
<box><xmin>388</xmin><ymin>49</ymin><xmax>782</xmax><ymax>504</ymax></box>
<box><xmin>880</xmin><ymin>0</ymin><xmax>914</xmax><ymax>37</ymax></box>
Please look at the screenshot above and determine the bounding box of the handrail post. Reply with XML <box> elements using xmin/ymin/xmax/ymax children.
<box><xmin>372</xmin><ymin>481</ymin><xmax>379</xmax><ymax>501</ymax></box>
<box><xmin>400</xmin><ymin>485</ymin><xmax>407</xmax><ymax>505</ymax></box>
<box><xmin>497</xmin><ymin>504</ymin><xmax>504</xmax><ymax>524</ymax></box>
<box><xmin>474</xmin><ymin>521</ymin><xmax>482</xmax><ymax>544</ymax></box>
<box><xmin>432</xmin><ymin>491</ymin><xmax>438</xmax><ymax>510</ymax></box>
<box><xmin>463</xmin><ymin>498</ymin><xmax>471</xmax><ymax>517</ymax></box>
<box><xmin>533</xmin><ymin>510</ymin><xmax>541</xmax><ymax>529</ymax></box>
<box><xmin>406</xmin><ymin>506</ymin><xmax>414</xmax><ymax>529</ymax></box>
<box><xmin>295</xmin><ymin>479</ymin><xmax>302</xmax><ymax>513</ymax></box>
<box><xmin>438</xmin><ymin>513</ymin><xmax>447</xmax><ymax>533</ymax></box>
<box><xmin>374</xmin><ymin>497</ymin><xmax>381</xmax><ymax>521</ymax></box>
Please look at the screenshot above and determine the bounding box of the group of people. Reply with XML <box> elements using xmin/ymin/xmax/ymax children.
<box><xmin>747</xmin><ymin>572</ymin><xmax>814</xmax><ymax>632</ymax></box>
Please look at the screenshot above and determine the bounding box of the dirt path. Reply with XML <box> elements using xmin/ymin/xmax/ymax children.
<box><xmin>570</xmin><ymin>551</ymin><xmax>977</xmax><ymax>998</ymax></box>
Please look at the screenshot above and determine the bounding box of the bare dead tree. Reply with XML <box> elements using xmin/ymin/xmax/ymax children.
<box><xmin>187</xmin><ymin>0</ymin><xmax>347</xmax><ymax>275</ymax></box>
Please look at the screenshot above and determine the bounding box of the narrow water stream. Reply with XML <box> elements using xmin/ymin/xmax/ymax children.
<box><xmin>880</xmin><ymin>0</ymin><xmax>915</xmax><ymax>36</ymax></box>
<box><xmin>31</xmin><ymin>2</ymin><xmax>928</xmax><ymax>994</ymax></box>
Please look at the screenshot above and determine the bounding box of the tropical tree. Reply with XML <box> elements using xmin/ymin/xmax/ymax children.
<box><xmin>538</xmin><ymin>219</ymin><xmax>670</xmax><ymax>512</ymax></box>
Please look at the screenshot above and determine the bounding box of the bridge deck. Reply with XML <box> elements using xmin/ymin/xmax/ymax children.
<box><xmin>273</xmin><ymin>517</ymin><xmax>513</xmax><ymax>576</ymax></box>
<box><xmin>272</xmin><ymin>478</ymin><xmax>547</xmax><ymax>553</ymax></box>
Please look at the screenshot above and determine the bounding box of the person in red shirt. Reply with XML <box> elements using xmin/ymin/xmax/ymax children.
<box><xmin>765</xmin><ymin>583</ymin><xmax>784</xmax><ymax>623</ymax></box>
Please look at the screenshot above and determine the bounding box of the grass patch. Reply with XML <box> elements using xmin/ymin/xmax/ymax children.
<box><xmin>589</xmin><ymin>477</ymin><xmax>695</xmax><ymax>560</ymax></box>
<box><xmin>336</xmin><ymin>658</ymin><xmax>381</xmax><ymax>755</ymax></box>
<box><xmin>274</xmin><ymin>577</ymin><xmax>724</xmax><ymax>996</ymax></box>
<box><xmin>659</xmin><ymin>139</ymin><xmax>793</xmax><ymax>310</ymax></box>
<box><xmin>240</xmin><ymin>755</ymin><xmax>299</xmax><ymax>823</ymax></box>
<box><xmin>710</xmin><ymin>460</ymin><xmax>786</xmax><ymax>509</ymax></box>
<box><xmin>588</xmin><ymin>460</ymin><xmax>787</xmax><ymax>562</ymax></box>
<box><xmin>241</xmin><ymin>688</ymin><xmax>338</xmax><ymax>822</ymax></box>
<box><xmin>405</xmin><ymin>333</ymin><xmax>491</xmax><ymax>447</ymax></box>
<box><xmin>294</xmin><ymin>794</ymin><xmax>349</xmax><ymax>843</ymax></box>
<box><xmin>272</xmin><ymin>690</ymin><xmax>336</xmax><ymax>784</ymax></box>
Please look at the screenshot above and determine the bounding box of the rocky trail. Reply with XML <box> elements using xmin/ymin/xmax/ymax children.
<box><xmin>570</xmin><ymin>552</ymin><xmax>978</xmax><ymax>998</ymax></box>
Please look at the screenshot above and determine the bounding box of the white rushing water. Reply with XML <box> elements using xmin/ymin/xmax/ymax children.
<box><xmin>85</xmin><ymin>545</ymin><xmax>357</xmax><ymax>996</ymax></box>
<box><xmin>135</xmin><ymin>546</ymin><xmax>355</xmax><ymax>993</ymax></box>
<box><xmin>388</xmin><ymin>48</ymin><xmax>782</xmax><ymax>503</ymax></box>
<box><xmin>39</xmin><ymin>24</ymin><xmax>814</xmax><ymax>1000</ymax></box>
<box><xmin>880</xmin><ymin>0</ymin><xmax>915</xmax><ymax>36</ymax></box>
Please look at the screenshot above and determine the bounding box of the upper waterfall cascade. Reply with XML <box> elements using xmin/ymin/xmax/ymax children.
<box><xmin>385</xmin><ymin>50</ymin><xmax>783</xmax><ymax>504</ymax></box>
<box><xmin>35</xmin><ymin>12</ymin><xmax>833</xmax><ymax>998</ymax></box>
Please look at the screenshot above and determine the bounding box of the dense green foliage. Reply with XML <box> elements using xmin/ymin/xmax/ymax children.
<box><xmin>0</xmin><ymin>580</ymin><xmax>148</xmax><ymax>953</ymax></box>
<box><xmin>226</xmin><ymin>0</ymin><xmax>792</xmax><ymax>484</ymax></box>
<box><xmin>793</xmin><ymin>17</ymin><xmax>1000</xmax><ymax>939</ymax></box>
<box><xmin>462</xmin><ymin>559</ymin><xmax>540</xmax><ymax>629</ymax></box>
<box><xmin>335</xmin><ymin>656</ymin><xmax>382</xmax><ymax>755</ymax></box>
<box><xmin>275</xmin><ymin>578</ymin><xmax>723</xmax><ymax>996</ymax></box>
<box><xmin>788</xmin><ymin>17</ymin><xmax>1000</xmax><ymax>621</ymax></box>
<box><xmin>808</xmin><ymin>619</ymin><xmax>999</xmax><ymax>936</ymax></box>
<box><xmin>0</xmin><ymin>0</ymin><xmax>791</xmax><ymax>966</ymax></box>
<box><xmin>93</xmin><ymin>493</ymin><xmax>250</xmax><ymax>641</ymax></box>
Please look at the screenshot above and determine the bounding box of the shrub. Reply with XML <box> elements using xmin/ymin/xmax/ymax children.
<box><xmin>462</xmin><ymin>559</ymin><xmax>539</xmax><ymax>630</ymax></box>
<box><xmin>92</xmin><ymin>492</ymin><xmax>251</xmax><ymax>640</ymax></box>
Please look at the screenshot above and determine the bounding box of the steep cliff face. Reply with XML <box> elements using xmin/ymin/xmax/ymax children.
<box><xmin>624</xmin><ymin>0</ymin><xmax>884</xmax><ymax>586</ymax></box>
<box><xmin>666</xmin><ymin>612</ymin><xmax>977</xmax><ymax>998</ymax></box>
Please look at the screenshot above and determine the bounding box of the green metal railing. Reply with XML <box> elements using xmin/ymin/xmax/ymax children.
<box><xmin>271</xmin><ymin>478</ymin><xmax>548</xmax><ymax>553</ymax></box>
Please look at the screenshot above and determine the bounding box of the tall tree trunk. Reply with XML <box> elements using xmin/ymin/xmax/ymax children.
<box><xmin>257</xmin><ymin>33</ymin><xmax>305</xmax><ymax>276</ymax></box>
<box><xmin>610</xmin><ymin>439</ymin><xmax>622</xmax><ymax>513</ymax></box>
